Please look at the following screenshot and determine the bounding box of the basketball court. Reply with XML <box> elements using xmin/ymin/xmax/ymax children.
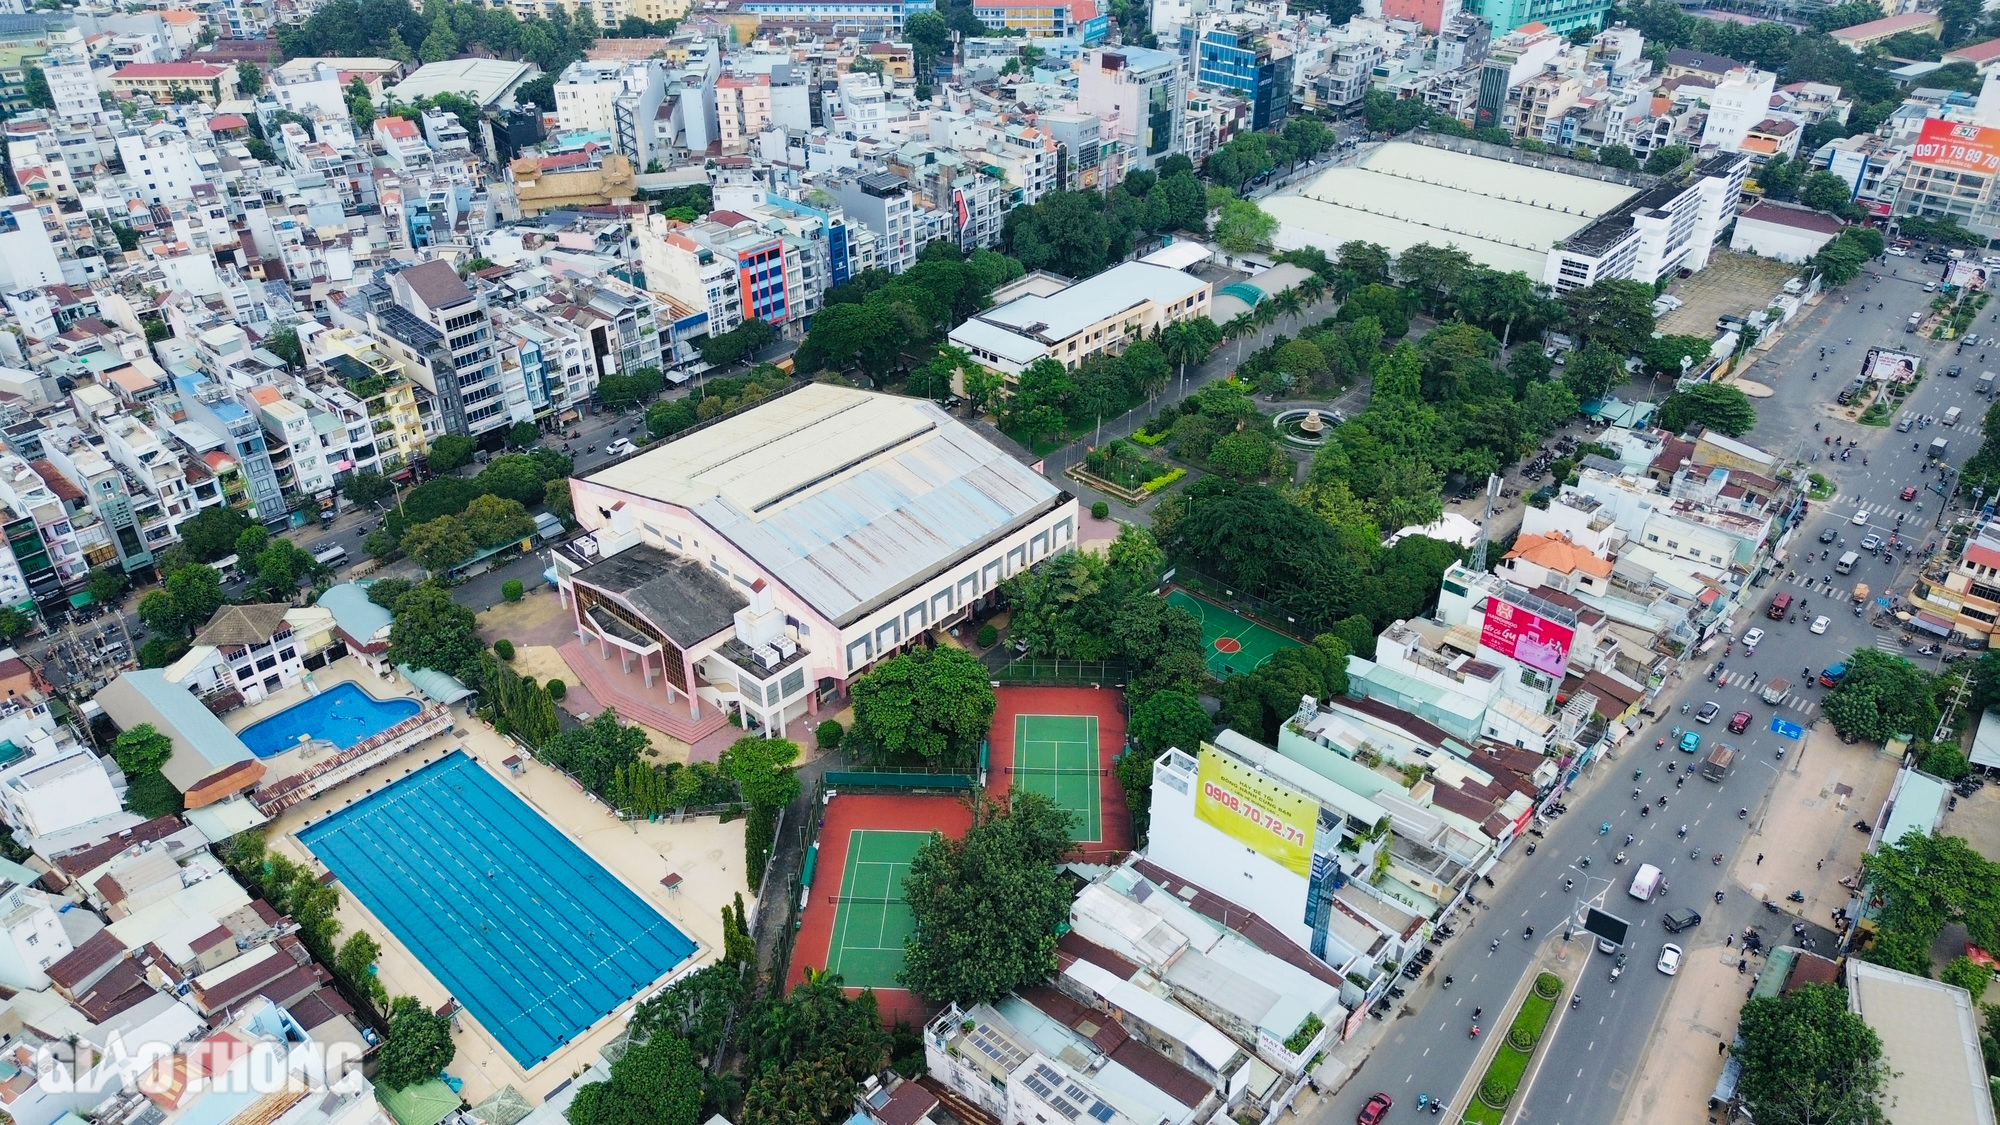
<box><xmin>824</xmin><ymin>829</ymin><xmax>928</xmax><ymax>989</ymax></box>
<box><xmin>1010</xmin><ymin>713</ymin><xmax>1103</xmax><ymax>842</ymax></box>
<box><xmin>1166</xmin><ymin>587</ymin><xmax>1301</xmax><ymax>677</ymax></box>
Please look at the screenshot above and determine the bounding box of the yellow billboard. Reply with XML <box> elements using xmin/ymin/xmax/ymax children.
<box><xmin>1194</xmin><ymin>744</ymin><xmax>1318</xmax><ymax>876</ymax></box>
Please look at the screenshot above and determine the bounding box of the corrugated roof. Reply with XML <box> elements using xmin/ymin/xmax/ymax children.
<box><xmin>584</xmin><ymin>386</ymin><xmax>1065</xmax><ymax>625</ymax></box>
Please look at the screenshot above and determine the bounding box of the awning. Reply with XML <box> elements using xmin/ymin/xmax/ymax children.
<box><xmin>558</xmin><ymin>409</ymin><xmax>580</xmax><ymax>422</ymax></box>
<box><xmin>68</xmin><ymin>591</ymin><xmax>92</xmax><ymax>608</ymax></box>
<box><xmin>1914</xmin><ymin>611</ymin><xmax>1955</xmax><ymax>637</ymax></box>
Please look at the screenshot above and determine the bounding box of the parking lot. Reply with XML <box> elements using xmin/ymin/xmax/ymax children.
<box><xmin>1657</xmin><ymin>251</ymin><xmax>1801</xmax><ymax>339</ymax></box>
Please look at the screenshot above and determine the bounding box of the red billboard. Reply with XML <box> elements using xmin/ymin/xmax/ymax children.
<box><xmin>1481</xmin><ymin>598</ymin><xmax>1576</xmax><ymax>679</ymax></box>
<box><xmin>1912</xmin><ymin>118</ymin><xmax>2000</xmax><ymax>176</ymax></box>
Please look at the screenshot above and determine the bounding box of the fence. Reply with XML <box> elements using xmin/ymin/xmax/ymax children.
<box><xmin>1166</xmin><ymin>569</ymin><xmax>1311</xmax><ymax>642</ymax></box>
<box><xmin>988</xmin><ymin>657</ymin><xmax>1130</xmax><ymax>688</ymax></box>
<box><xmin>824</xmin><ymin>770</ymin><xmax>977</xmax><ymax>794</ymax></box>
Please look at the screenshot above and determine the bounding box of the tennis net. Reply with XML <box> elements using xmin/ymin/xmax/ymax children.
<box><xmin>827</xmin><ymin>895</ymin><xmax>903</xmax><ymax>906</ymax></box>
<box><xmin>1007</xmin><ymin>766</ymin><xmax>1105</xmax><ymax>777</ymax></box>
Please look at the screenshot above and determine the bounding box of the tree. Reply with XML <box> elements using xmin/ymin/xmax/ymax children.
<box><xmin>418</xmin><ymin>6</ymin><xmax>458</xmax><ymax>61</ymax></box>
<box><xmin>112</xmin><ymin>724</ymin><xmax>174</xmax><ymax>775</ymax></box>
<box><xmin>543</xmin><ymin>477</ymin><xmax>575</xmax><ymax>523</ymax></box>
<box><xmin>1734</xmin><ymin>983</ymin><xmax>1888</xmax><ymax>1125</ymax></box>
<box><xmin>738</xmin><ymin>971</ymin><xmax>888</xmax><ymax>1125</ymax></box>
<box><xmin>427</xmin><ymin>433</ymin><xmax>476</xmax><ymax>472</ymax></box>
<box><xmin>138</xmin><ymin>565</ymin><xmax>227</xmax><ymax>638</ymax></box>
<box><xmin>847</xmin><ymin>646</ymin><xmax>995</xmax><ymax>766</ymax></box>
<box><xmin>378</xmin><ymin>996</ymin><xmax>455</xmax><ymax>1091</ymax></box>
<box><xmin>1596</xmin><ymin>143</ymin><xmax>1639</xmax><ymax>171</ymax></box>
<box><xmin>235</xmin><ymin>60</ymin><xmax>264</xmax><ymax>96</ymax></box>
<box><xmin>86</xmin><ymin>567</ymin><xmax>129</xmax><ymax>606</ymax></box>
<box><xmin>1800</xmin><ymin>170</ymin><xmax>1856</xmax><ymax>215</ymax></box>
<box><xmin>264</xmin><ymin>326</ymin><xmax>302</xmax><ymax>369</ymax></box>
<box><xmin>1637</xmin><ymin>333</ymin><xmax>1718</xmax><ymax>379</ymax></box>
<box><xmin>401</xmin><ymin>515</ymin><xmax>475</xmax><ymax>574</ymax></box>
<box><xmin>386</xmin><ymin>580</ymin><xmax>483</xmax><ymax>681</ymax></box>
<box><xmin>462</xmin><ymin>494</ymin><xmax>535</xmax><ymax>548</ymax></box>
<box><xmin>346</xmin><ymin>75</ymin><xmax>376</xmax><ymax>130</ymax></box>
<box><xmin>1004</xmin><ymin>190</ymin><xmax>1115</xmax><ymax>278</ymax></box>
<box><xmin>1644</xmin><ymin>144</ymin><xmax>1691</xmax><ymax>175</ymax></box>
<box><xmin>695</xmin><ymin>318</ymin><xmax>777</xmax><ymax>368</ymax></box>
<box><xmin>334</xmin><ymin>931</ymin><xmax>388</xmax><ymax>1010</ymax></box>
<box><xmin>1129</xmin><ymin>691</ymin><xmax>1212</xmax><ymax>756</ymax></box>
<box><xmin>566</xmin><ymin>1030</ymin><xmax>703</xmax><ymax>1125</ymax></box>
<box><xmin>1214</xmin><ymin>196</ymin><xmax>1277</xmax><ymax>254</ymax></box>
<box><xmin>1659</xmin><ymin>383</ymin><xmax>1757</xmax><ymax>436</ymax></box>
<box><xmin>21</xmin><ymin>64</ymin><xmax>51</xmax><ymax>110</ymax></box>
<box><xmin>720</xmin><ymin>736</ymin><xmax>800</xmax><ymax>878</ymax></box>
<box><xmin>177</xmin><ymin>505</ymin><xmax>252</xmax><ymax>562</ymax></box>
<box><xmin>900</xmin><ymin>792</ymin><xmax>1075</xmax><ymax>1005</ymax></box>
<box><xmin>906</xmin><ymin>10</ymin><xmax>948</xmax><ymax>77</ymax></box>
<box><xmin>342</xmin><ymin>471</ymin><xmax>395</xmax><ymax>506</ymax></box>
<box><xmin>1822</xmin><ymin>648</ymin><xmax>1938</xmax><ymax>744</ymax></box>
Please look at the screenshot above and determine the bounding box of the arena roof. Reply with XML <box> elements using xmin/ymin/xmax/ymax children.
<box><xmin>1261</xmin><ymin>142</ymin><xmax>1640</xmax><ymax>277</ymax></box>
<box><xmin>581</xmin><ymin>385</ymin><xmax>1067</xmax><ymax>626</ymax></box>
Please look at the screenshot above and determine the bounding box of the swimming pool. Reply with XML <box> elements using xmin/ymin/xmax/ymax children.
<box><xmin>298</xmin><ymin>752</ymin><xmax>696</xmax><ymax>1068</ymax></box>
<box><xmin>238</xmin><ymin>681</ymin><xmax>422</xmax><ymax>759</ymax></box>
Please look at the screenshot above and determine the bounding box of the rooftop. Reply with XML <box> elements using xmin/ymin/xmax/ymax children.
<box><xmin>581</xmin><ymin>385</ymin><xmax>1067</xmax><ymax>626</ymax></box>
<box><xmin>570</xmin><ymin>544</ymin><xmax>746</xmax><ymax>644</ymax></box>
<box><xmin>1846</xmin><ymin>958</ymin><xmax>1996</xmax><ymax>1125</ymax></box>
<box><xmin>966</xmin><ymin>260</ymin><xmax>1209</xmax><ymax>345</ymax></box>
<box><xmin>193</xmin><ymin>604</ymin><xmax>292</xmax><ymax>648</ymax></box>
<box><xmin>1263</xmin><ymin>142</ymin><xmax>1637</xmax><ymax>277</ymax></box>
<box><xmin>1738</xmin><ymin>200</ymin><xmax>1845</xmax><ymax>235</ymax></box>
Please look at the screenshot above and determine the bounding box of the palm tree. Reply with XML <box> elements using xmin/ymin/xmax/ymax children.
<box><xmin>1297</xmin><ymin>274</ymin><xmax>1329</xmax><ymax>316</ymax></box>
<box><xmin>1269</xmin><ymin>288</ymin><xmax>1303</xmax><ymax>335</ymax></box>
<box><xmin>1224</xmin><ymin>312</ymin><xmax>1256</xmax><ymax>340</ymax></box>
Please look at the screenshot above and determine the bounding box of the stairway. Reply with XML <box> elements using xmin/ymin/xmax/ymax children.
<box><xmin>558</xmin><ymin>641</ymin><xmax>730</xmax><ymax>743</ymax></box>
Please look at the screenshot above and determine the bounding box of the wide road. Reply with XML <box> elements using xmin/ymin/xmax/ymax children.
<box><xmin>1316</xmin><ymin>254</ymin><xmax>1993</xmax><ymax>1124</ymax></box>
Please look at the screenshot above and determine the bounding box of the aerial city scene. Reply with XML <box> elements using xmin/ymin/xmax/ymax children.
<box><xmin>0</xmin><ymin>0</ymin><xmax>1995</xmax><ymax>1122</ymax></box>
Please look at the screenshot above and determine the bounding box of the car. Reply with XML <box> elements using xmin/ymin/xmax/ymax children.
<box><xmin>1696</xmin><ymin>701</ymin><xmax>1720</xmax><ymax>723</ymax></box>
<box><xmin>1820</xmin><ymin>662</ymin><xmax>1848</xmax><ymax>687</ymax></box>
<box><xmin>1949</xmin><ymin>365</ymin><xmax>1964</xmax><ymax>378</ymax></box>
<box><xmin>1812</xmin><ymin>615</ymin><xmax>1831</xmax><ymax>634</ymax></box>
<box><xmin>1742</xmin><ymin>628</ymin><xmax>1765</xmax><ymax>650</ymax></box>
<box><xmin>1598</xmin><ymin>935</ymin><xmax>1619</xmax><ymax>953</ymax></box>
<box><xmin>1903</xmin><ymin>485</ymin><xmax>1920</xmax><ymax>501</ymax></box>
<box><xmin>1820</xmin><ymin>527</ymin><xmax>1839</xmax><ymax>543</ymax></box>
<box><xmin>1927</xmin><ymin>281</ymin><xmax>1940</xmax><ymax>292</ymax></box>
<box><xmin>1888</xmin><ymin>246</ymin><xmax>1909</xmax><ymax>256</ymax></box>
<box><xmin>1852</xmin><ymin>510</ymin><xmax>1870</xmax><ymax>526</ymax></box>
<box><xmin>1658</xmin><ymin>943</ymin><xmax>1684</xmax><ymax>975</ymax></box>
<box><xmin>1898</xmin><ymin>417</ymin><xmax>1915</xmax><ymax>432</ymax></box>
<box><xmin>1861</xmin><ymin>534</ymin><xmax>1882</xmax><ymax>552</ymax></box>
<box><xmin>1662</xmin><ymin>908</ymin><xmax>1703</xmax><ymax>933</ymax></box>
<box><xmin>1969</xmin><ymin>334</ymin><xmax>1982</xmax><ymax>346</ymax></box>
<box><xmin>1729</xmin><ymin>710</ymin><xmax>1752</xmax><ymax>734</ymax></box>
<box><xmin>604</xmin><ymin>438</ymin><xmax>635</xmax><ymax>457</ymax></box>
<box><xmin>1357</xmin><ymin>1093</ymin><xmax>1393</xmax><ymax>1125</ymax></box>
<box><xmin>1680</xmin><ymin>730</ymin><xmax>1702</xmax><ymax>753</ymax></box>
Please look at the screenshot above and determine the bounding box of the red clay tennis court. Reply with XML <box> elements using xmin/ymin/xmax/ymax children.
<box><xmin>787</xmin><ymin>792</ymin><xmax>971</xmax><ymax>1026</ymax></box>
<box><xmin>986</xmin><ymin>686</ymin><xmax>1131</xmax><ymax>860</ymax></box>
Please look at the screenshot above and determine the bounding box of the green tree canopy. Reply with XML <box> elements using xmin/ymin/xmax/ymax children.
<box><xmin>385</xmin><ymin>580</ymin><xmax>482</xmax><ymax>682</ymax></box>
<box><xmin>177</xmin><ymin>506</ymin><xmax>252</xmax><ymax>562</ymax></box>
<box><xmin>1129</xmin><ymin>690</ymin><xmax>1213</xmax><ymax>756</ymax></box>
<box><xmin>1734</xmin><ymin>983</ymin><xmax>1888</xmax><ymax>1125</ymax></box>
<box><xmin>426</xmin><ymin>433</ymin><xmax>476</xmax><ymax>472</ymax></box>
<box><xmin>848</xmin><ymin>646</ymin><xmax>995</xmax><ymax>766</ymax></box>
<box><xmin>1821</xmin><ymin>648</ymin><xmax>1939</xmax><ymax>744</ymax></box>
<box><xmin>378</xmin><ymin>996</ymin><xmax>455</xmax><ymax>1090</ymax></box>
<box><xmin>1659</xmin><ymin>383</ymin><xmax>1758</xmax><ymax>436</ymax></box>
<box><xmin>900</xmin><ymin>792</ymin><xmax>1076</xmax><ymax>1005</ymax></box>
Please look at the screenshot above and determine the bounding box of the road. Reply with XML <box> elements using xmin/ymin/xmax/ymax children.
<box><xmin>1315</xmin><ymin>256</ymin><xmax>1992</xmax><ymax>1124</ymax></box>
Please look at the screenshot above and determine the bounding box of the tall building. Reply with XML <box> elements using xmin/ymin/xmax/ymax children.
<box><xmin>0</xmin><ymin>196</ymin><xmax>61</xmax><ymax>292</ymax></box>
<box><xmin>824</xmin><ymin>172</ymin><xmax>918</xmax><ymax>275</ymax></box>
<box><xmin>1471</xmin><ymin>0</ymin><xmax>1611</xmax><ymax>36</ymax></box>
<box><xmin>1191</xmin><ymin>25</ymin><xmax>1292</xmax><ymax>131</ymax></box>
<box><xmin>1700</xmin><ymin>67</ymin><xmax>1777</xmax><ymax>154</ymax></box>
<box><xmin>1075</xmin><ymin>46</ymin><xmax>1185</xmax><ymax>170</ymax></box>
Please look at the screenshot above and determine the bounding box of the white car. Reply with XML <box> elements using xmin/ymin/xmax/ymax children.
<box><xmin>1811</xmin><ymin>615</ymin><xmax>1831</xmax><ymax>634</ymax></box>
<box><xmin>605</xmin><ymin>438</ymin><xmax>635</xmax><ymax>457</ymax></box>
<box><xmin>1741</xmin><ymin>628</ymin><xmax>1765</xmax><ymax>650</ymax></box>
<box><xmin>1852</xmin><ymin>511</ymin><xmax>1870</xmax><ymax>526</ymax></box>
<box><xmin>1888</xmin><ymin>246</ymin><xmax>1909</xmax><ymax>256</ymax></box>
<box><xmin>1657</xmin><ymin>943</ymin><xmax>1683</xmax><ymax>976</ymax></box>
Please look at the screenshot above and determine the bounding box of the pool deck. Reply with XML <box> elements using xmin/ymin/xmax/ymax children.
<box><xmin>262</xmin><ymin>657</ymin><xmax>746</xmax><ymax>1109</ymax></box>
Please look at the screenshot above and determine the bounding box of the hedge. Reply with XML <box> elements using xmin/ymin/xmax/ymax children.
<box><xmin>1462</xmin><ymin>973</ymin><xmax>1564</xmax><ymax>1123</ymax></box>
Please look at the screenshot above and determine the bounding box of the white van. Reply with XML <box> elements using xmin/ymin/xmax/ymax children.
<box><xmin>1629</xmin><ymin>864</ymin><xmax>1663</xmax><ymax>901</ymax></box>
<box><xmin>1836</xmin><ymin>551</ymin><xmax>1860</xmax><ymax>574</ymax></box>
<box><xmin>311</xmin><ymin>542</ymin><xmax>349</xmax><ymax>567</ymax></box>
<box><xmin>1944</xmin><ymin>406</ymin><xmax>1963</xmax><ymax>427</ymax></box>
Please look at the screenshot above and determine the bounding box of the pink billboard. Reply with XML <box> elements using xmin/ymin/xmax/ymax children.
<box><xmin>1481</xmin><ymin>599</ymin><xmax>1575</xmax><ymax>678</ymax></box>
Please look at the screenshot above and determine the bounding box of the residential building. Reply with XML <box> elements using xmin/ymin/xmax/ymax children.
<box><xmin>339</xmin><ymin>259</ymin><xmax>513</xmax><ymax>441</ymax></box>
<box><xmin>107</xmin><ymin>61</ymin><xmax>237</xmax><ymax>105</ymax></box>
<box><xmin>1700</xmin><ymin>67</ymin><xmax>1777</xmax><ymax>153</ymax></box>
<box><xmin>727</xmin><ymin>0</ymin><xmax>936</xmax><ymax>36</ymax></box>
<box><xmin>0</xmin><ymin>196</ymin><xmax>60</xmax><ymax>292</ymax></box>
<box><xmin>174</xmin><ymin>366</ymin><xmax>289</xmax><ymax>527</ymax></box>
<box><xmin>824</xmin><ymin>171</ymin><xmax>919</xmax><ymax>275</ymax></box>
<box><xmin>1471</xmin><ymin>0</ymin><xmax>1613</xmax><ymax>36</ymax></box>
<box><xmin>970</xmin><ymin>0</ymin><xmax>1103</xmax><ymax>39</ymax></box>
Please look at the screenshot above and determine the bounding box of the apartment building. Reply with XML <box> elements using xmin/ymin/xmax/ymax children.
<box><xmin>1192</xmin><ymin>25</ymin><xmax>1291</xmax><ymax>130</ymax></box>
<box><xmin>823</xmin><ymin>171</ymin><xmax>917</xmax><ymax>274</ymax></box>
<box><xmin>949</xmin><ymin>260</ymin><xmax>1212</xmax><ymax>376</ymax></box>
<box><xmin>337</xmin><ymin>259</ymin><xmax>513</xmax><ymax>442</ymax></box>
<box><xmin>296</xmin><ymin>324</ymin><xmax>426</xmax><ymax>480</ymax></box>
<box><xmin>1076</xmin><ymin>46</ymin><xmax>1185</xmax><ymax>170</ymax></box>
<box><xmin>1543</xmin><ymin>153</ymin><xmax>1747</xmax><ymax>292</ymax></box>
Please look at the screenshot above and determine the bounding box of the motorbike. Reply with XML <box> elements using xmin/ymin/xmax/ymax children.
<box><xmin>1787</xmin><ymin>890</ymin><xmax>1806</xmax><ymax>903</ymax></box>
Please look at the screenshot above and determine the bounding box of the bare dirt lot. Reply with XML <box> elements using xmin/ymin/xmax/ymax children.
<box><xmin>1659</xmin><ymin>251</ymin><xmax>1803</xmax><ymax>339</ymax></box>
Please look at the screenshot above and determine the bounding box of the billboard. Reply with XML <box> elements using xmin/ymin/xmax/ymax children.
<box><xmin>1949</xmin><ymin>260</ymin><xmax>1990</xmax><ymax>291</ymax></box>
<box><xmin>1912</xmin><ymin>118</ymin><xmax>2000</xmax><ymax>175</ymax></box>
<box><xmin>1863</xmin><ymin>347</ymin><xmax>1921</xmax><ymax>385</ymax></box>
<box><xmin>1194</xmin><ymin>744</ymin><xmax>1318</xmax><ymax>877</ymax></box>
<box><xmin>1480</xmin><ymin>595</ymin><xmax>1576</xmax><ymax>678</ymax></box>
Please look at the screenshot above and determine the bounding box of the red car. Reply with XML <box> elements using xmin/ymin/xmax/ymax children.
<box><xmin>1902</xmin><ymin>486</ymin><xmax>1920</xmax><ymax>501</ymax></box>
<box><xmin>1728</xmin><ymin>711</ymin><xmax>1752</xmax><ymax>734</ymax></box>
<box><xmin>1358</xmin><ymin>1092</ymin><xmax>1394</xmax><ymax>1124</ymax></box>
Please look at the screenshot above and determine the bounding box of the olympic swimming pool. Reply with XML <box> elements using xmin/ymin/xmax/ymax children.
<box><xmin>298</xmin><ymin>752</ymin><xmax>695</xmax><ymax>1068</ymax></box>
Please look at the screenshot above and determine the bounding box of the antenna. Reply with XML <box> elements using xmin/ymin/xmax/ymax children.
<box><xmin>1468</xmin><ymin>471</ymin><xmax>1501</xmax><ymax>571</ymax></box>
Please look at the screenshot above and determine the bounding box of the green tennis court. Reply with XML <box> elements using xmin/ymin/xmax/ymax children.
<box><xmin>1166</xmin><ymin>588</ymin><xmax>1300</xmax><ymax>677</ymax></box>
<box><xmin>826</xmin><ymin>830</ymin><xmax>928</xmax><ymax>988</ymax></box>
<box><xmin>1012</xmin><ymin>713</ymin><xmax>1101</xmax><ymax>841</ymax></box>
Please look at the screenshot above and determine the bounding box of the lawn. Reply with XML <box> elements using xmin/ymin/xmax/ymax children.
<box><xmin>1459</xmin><ymin>973</ymin><xmax>1562</xmax><ymax>1125</ymax></box>
<box><xmin>1081</xmin><ymin>440</ymin><xmax>1163</xmax><ymax>490</ymax></box>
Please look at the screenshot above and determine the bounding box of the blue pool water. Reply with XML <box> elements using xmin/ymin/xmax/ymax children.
<box><xmin>238</xmin><ymin>682</ymin><xmax>422</xmax><ymax>758</ymax></box>
<box><xmin>297</xmin><ymin>752</ymin><xmax>696</xmax><ymax>1068</ymax></box>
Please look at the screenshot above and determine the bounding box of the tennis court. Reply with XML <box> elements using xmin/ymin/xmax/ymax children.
<box><xmin>1012</xmin><ymin>713</ymin><xmax>1102</xmax><ymax>841</ymax></box>
<box><xmin>825</xmin><ymin>829</ymin><xmax>928</xmax><ymax>989</ymax></box>
<box><xmin>1166</xmin><ymin>587</ymin><xmax>1301</xmax><ymax>677</ymax></box>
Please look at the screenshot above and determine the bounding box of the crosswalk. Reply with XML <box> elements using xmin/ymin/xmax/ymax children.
<box><xmin>1837</xmin><ymin>498</ymin><xmax>1926</xmax><ymax>522</ymax></box>
<box><xmin>1709</xmin><ymin>670</ymin><xmax>1820</xmax><ymax>716</ymax></box>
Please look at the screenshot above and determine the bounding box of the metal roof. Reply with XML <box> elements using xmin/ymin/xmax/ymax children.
<box><xmin>584</xmin><ymin>385</ymin><xmax>1064</xmax><ymax>625</ymax></box>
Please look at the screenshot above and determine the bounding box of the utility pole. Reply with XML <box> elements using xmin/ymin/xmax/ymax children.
<box><xmin>1937</xmin><ymin>666</ymin><xmax>1977</xmax><ymax>744</ymax></box>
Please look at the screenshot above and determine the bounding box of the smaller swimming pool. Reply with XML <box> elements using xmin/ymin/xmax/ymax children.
<box><xmin>238</xmin><ymin>681</ymin><xmax>423</xmax><ymax>759</ymax></box>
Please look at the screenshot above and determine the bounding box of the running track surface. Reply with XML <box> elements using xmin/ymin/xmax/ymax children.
<box><xmin>299</xmin><ymin>752</ymin><xmax>695</xmax><ymax>1068</ymax></box>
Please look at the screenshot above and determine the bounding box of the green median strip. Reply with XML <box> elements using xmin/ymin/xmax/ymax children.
<box><xmin>1459</xmin><ymin>972</ymin><xmax>1563</xmax><ymax>1125</ymax></box>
